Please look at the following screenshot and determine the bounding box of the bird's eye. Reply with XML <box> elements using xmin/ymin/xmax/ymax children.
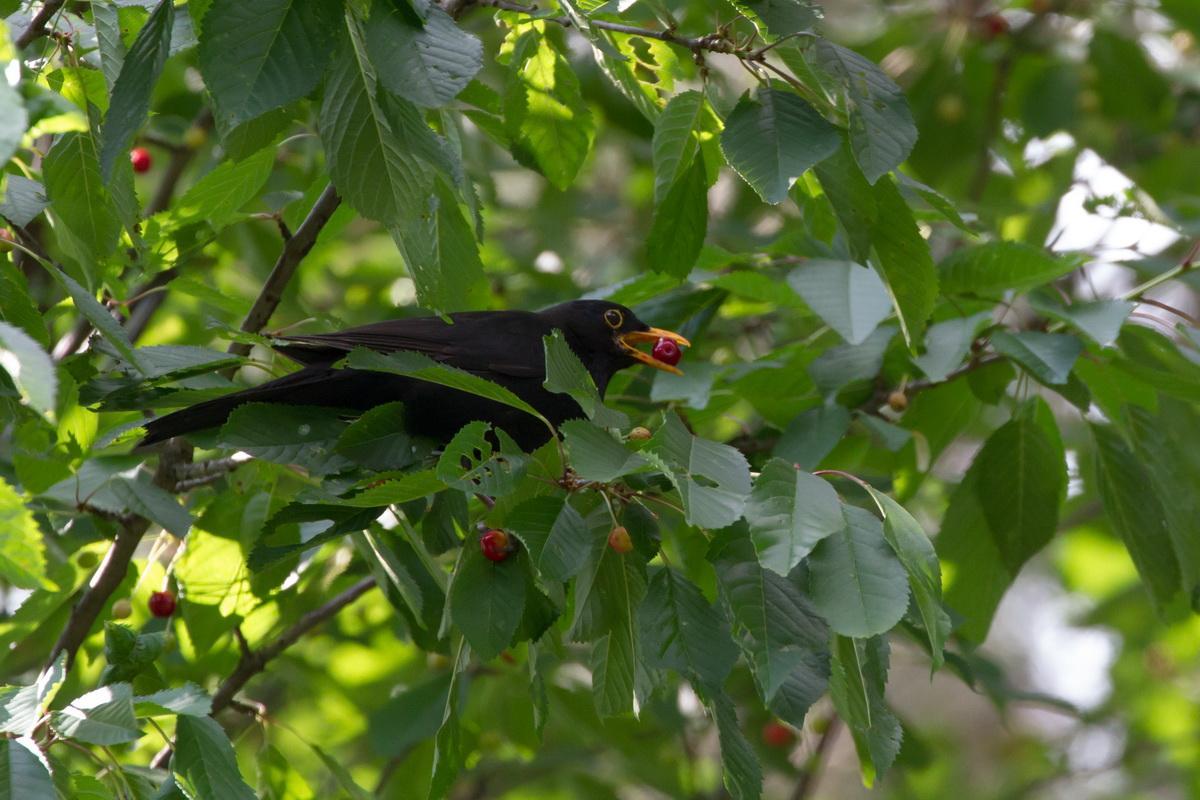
<box><xmin>604</xmin><ymin>309</ymin><xmax>624</xmax><ymax>329</ymax></box>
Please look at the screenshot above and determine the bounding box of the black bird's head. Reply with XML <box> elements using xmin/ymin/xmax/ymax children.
<box><xmin>539</xmin><ymin>300</ymin><xmax>691</xmax><ymax>383</ymax></box>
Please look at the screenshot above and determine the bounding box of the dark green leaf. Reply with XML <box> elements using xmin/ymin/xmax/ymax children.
<box><xmin>990</xmin><ymin>330</ymin><xmax>1082</xmax><ymax>386</ymax></box>
<box><xmin>912</xmin><ymin>313</ymin><xmax>990</xmax><ymax>382</ymax></box>
<box><xmin>217</xmin><ymin>403</ymin><xmax>350</xmax><ymax>473</ymax></box>
<box><xmin>390</xmin><ymin>179</ymin><xmax>487</xmax><ymax>314</ymax></box>
<box><xmin>0</xmin><ymin>177</ymin><xmax>46</xmax><ymax>228</ymax></box>
<box><xmin>335</xmin><ymin>402</ymin><xmax>417</xmax><ymax>471</ymax></box>
<box><xmin>448</xmin><ymin>538</ymin><xmax>525</xmax><ymax>661</ymax></box>
<box><xmin>644</xmin><ymin>412</ymin><xmax>752</xmax><ymax>528</ymax></box>
<box><xmin>646</xmin><ymin>156</ymin><xmax>709</xmax><ymax>280</ymax></box>
<box><xmin>651</xmin><ymin>90</ymin><xmax>719</xmax><ymax>204</ymax></box>
<box><xmin>640</xmin><ymin>566</ymin><xmax>738</xmax><ymax>688</ymax></box>
<box><xmin>172</xmin><ymin>716</ymin><xmax>257</xmax><ymax>800</ymax></box>
<box><xmin>99</xmin><ymin>0</ymin><xmax>173</xmax><ymax>179</ymax></box>
<box><xmin>774</xmin><ymin>404</ymin><xmax>852</xmax><ymax>470</ymax></box>
<box><xmin>506</xmin><ymin>496</ymin><xmax>593</xmax><ymax>582</ymax></box>
<box><xmin>43</xmin><ymin>132</ymin><xmax>122</xmax><ymax>259</ymax></box>
<box><xmin>435</xmin><ymin>421</ymin><xmax>528</xmax><ymax>497</ymax></box>
<box><xmin>0</xmin><ymin>737</ymin><xmax>54</xmax><ymax>800</ymax></box>
<box><xmin>829</xmin><ymin>635</ymin><xmax>902</xmax><ymax>787</ymax></box>
<box><xmin>365</xmin><ymin>1</ymin><xmax>481</xmax><ymax>107</ymax></box>
<box><xmin>0</xmin><ymin>321</ymin><xmax>55</xmax><ymax>420</ymax></box>
<box><xmin>705</xmin><ymin>689</ymin><xmax>763</xmax><ymax>800</ymax></box>
<box><xmin>542</xmin><ymin>330</ymin><xmax>628</xmax><ymax>428</ymax></box>
<box><xmin>745</xmin><ymin>459</ymin><xmax>843</xmax><ymax>575</ymax></box>
<box><xmin>939</xmin><ymin>241</ymin><xmax>1076</xmax><ymax>295</ymax></box>
<box><xmin>561</xmin><ymin>420</ymin><xmax>646</xmax><ymax>482</ymax></box>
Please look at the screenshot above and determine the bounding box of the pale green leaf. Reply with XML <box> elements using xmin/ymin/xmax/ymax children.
<box><xmin>788</xmin><ymin>259</ymin><xmax>892</xmax><ymax>345</ymax></box>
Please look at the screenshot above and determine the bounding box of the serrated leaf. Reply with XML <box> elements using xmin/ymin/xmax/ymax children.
<box><xmin>506</xmin><ymin>496</ymin><xmax>593</xmax><ymax>582</ymax></box>
<box><xmin>216</xmin><ymin>403</ymin><xmax>350</xmax><ymax>472</ymax></box>
<box><xmin>250</xmin><ymin>504</ymin><xmax>383</xmax><ymax>570</ymax></box>
<box><xmin>43</xmin><ymin>132</ymin><xmax>122</xmax><ymax>260</ymax></box>
<box><xmin>172</xmin><ymin>715</ymin><xmax>257</xmax><ymax>800</ymax></box>
<box><xmin>428</xmin><ymin>643</ymin><xmax>468</xmax><ymax>798</ymax></box>
<box><xmin>133</xmin><ymin>684</ymin><xmax>212</xmax><ymax>717</ymax></box>
<box><xmin>102</xmin><ymin>623</ymin><xmax>168</xmax><ymax>686</ymax></box>
<box><xmin>46</xmin><ymin>265</ymin><xmax>144</xmax><ymax>373</ymax></box>
<box><xmin>542</xmin><ymin>330</ymin><xmax>628</xmax><ymax>428</ymax></box>
<box><xmin>774</xmin><ymin>404</ymin><xmax>851</xmax><ymax>470</ymax></box>
<box><xmin>99</xmin><ymin>0</ymin><xmax>173</xmax><ymax>179</ymax></box>
<box><xmin>829</xmin><ymin>635</ymin><xmax>902</xmax><ymax>787</ymax></box>
<box><xmin>990</xmin><ymin>330</ymin><xmax>1082</xmax><ymax>386</ymax></box>
<box><xmin>704</xmin><ymin>689</ymin><xmax>763</xmax><ymax>800</ymax></box>
<box><xmin>0</xmin><ymin>176</ymin><xmax>48</xmax><ymax>228</ymax></box>
<box><xmin>720</xmin><ymin>86</ymin><xmax>840</xmax><ymax>204</ymax></box>
<box><xmin>365</xmin><ymin>1</ymin><xmax>481</xmax><ymax>107</ymax></box>
<box><xmin>561</xmin><ymin>420</ymin><xmax>646</xmax><ymax>482</ymax></box>
<box><xmin>810</xmin><ymin>39</ymin><xmax>916</xmax><ymax>183</ymax></box>
<box><xmin>1091</xmin><ymin>423</ymin><xmax>1181</xmax><ymax>607</ymax></box>
<box><xmin>646</xmin><ymin>156</ymin><xmax>708</xmax><ymax>279</ymax></box>
<box><xmin>390</xmin><ymin>178</ymin><xmax>486</xmax><ymax>314</ymax></box>
<box><xmin>0</xmin><ymin>478</ymin><xmax>48</xmax><ymax>590</ymax></box>
<box><xmin>1030</xmin><ymin>296</ymin><xmax>1133</xmax><ymax>348</ymax></box>
<box><xmin>0</xmin><ymin>737</ymin><xmax>54</xmax><ymax>800</ymax></box>
<box><xmin>912</xmin><ymin>312</ymin><xmax>991</xmax><ymax>382</ymax></box>
<box><xmin>807</xmin><ymin>505</ymin><xmax>910</xmax><ymax>637</ymax></box>
<box><xmin>0</xmin><ymin>321</ymin><xmax>56</xmax><ymax>419</ymax></box>
<box><xmin>434</xmin><ymin>421</ymin><xmax>528</xmax><ymax>497</ymax></box>
<box><xmin>504</xmin><ymin>31</ymin><xmax>595</xmax><ymax>190</ymax></box>
<box><xmin>0</xmin><ymin>78</ymin><xmax>27</xmax><ymax>171</ymax></box>
<box><xmin>110</xmin><ymin>472</ymin><xmax>193</xmax><ymax>536</ymax></box>
<box><xmin>728</xmin><ymin>0</ymin><xmax>819</xmax><ymax>37</ymax></box>
<box><xmin>198</xmin><ymin>0</ymin><xmax>339</xmax><ymax>132</ymax></box>
<box><xmin>574</xmin><ymin>545</ymin><xmax>645</xmax><ymax>716</ymax></box>
<box><xmin>651</xmin><ymin>90</ymin><xmax>719</xmax><ymax>205</ymax></box>
<box><xmin>710</xmin><ymin>526</ymin><xmax>829</xmax><ymax>719</ymax></box>
<box><xmin>869</xmin><ymin>174</ymin><xmax>937</xmax><ymax>344</ymax></box>
<box><xmin>939</xmin><ymin>241</ymin><xmax>1076</xmax><ymax>295</ymax></box>
<box><xmin>448</xmin><ymin>540</ymin><xmax>525</xmax><ymax>661</ymax></box>
<box><xmin>335</xmin><ymin>402</ymin><xmax>418</xmax><ymax>471</ymax></box>
<box><xmin>787</xmin><ymin>259</ymin><xmax>892</xmax><ymax>345</ymax></box>
<box><xmin>862</xmin><ymin>488</ymin><xmax>949</xmax><ymax>669</ymax></box>
<box><xmin>172</xmin><ymin>145</ymin><xmax>275</xmax><ymax>229</ymax></box>
<box><xmin>745</xmin><ymin>459</ymin><xmax>843</xmax><ymax>575</ymax></box>
<box><xmin>367</xmin><ymin>673</ymin><xmax>452</xmax><ymax>758</ymax></box>
<box><xmin>644</xmin><ymin>412</ymin><xmax>752</xmax><ymax>529</ymax></box>
<box><xmin>51</xmin><ymin>684</ymin><xmax>140</xmax><ymax>745</ymax></box>
<box><xmin>640</xmin><ymin>566</ymin><xmax>738</xmax><ymax>687</ymax></box>
<box><xmin>93</xmin><ymin>0</ymin><xmax>124</xmax><ymax>91</ymax></box>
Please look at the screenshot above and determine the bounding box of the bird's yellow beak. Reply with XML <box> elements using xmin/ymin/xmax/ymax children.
<box><xmin>617</xmin><ymin>328</ymin><xmax>691</xmax><ymax>376</ymax></box>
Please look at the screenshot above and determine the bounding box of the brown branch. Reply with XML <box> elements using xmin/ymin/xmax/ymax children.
<box><xmin>226</xmin><ymin>183</ymin><xmax>342</xmax><ymax>360</ymax></box>
<box><xmin>45</xmin><ymin>439</ymin><xmax>192</xmax><ymax>669</ymax></box>
<box><xmin>149</xmin><ymin>576</ymin><xmax>377</xmax><ymax>769</ymax></box>
<box><xmin>15</xmin><ymin>0</ymin><xmax>68</xmax><ymax>48</ymax></box>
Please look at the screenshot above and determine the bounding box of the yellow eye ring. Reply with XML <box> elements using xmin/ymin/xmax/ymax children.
<box><xmin>604</xmin><ymin>309</ymin><xmax>624</xmax><ymax>329</ymax></box>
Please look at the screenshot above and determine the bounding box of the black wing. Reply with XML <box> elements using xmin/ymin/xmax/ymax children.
<box><xmin>272</xmin><ymin>310</ymin><xmax>551</xmax><ymax>378</ymax></box>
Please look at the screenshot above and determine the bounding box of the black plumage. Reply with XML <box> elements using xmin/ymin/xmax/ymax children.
<box><xmin>138</xmin><ymin>300</ymin><xmax>689</xmax><ymax>452</ymax></box>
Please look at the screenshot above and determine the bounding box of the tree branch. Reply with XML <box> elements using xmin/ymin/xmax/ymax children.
<box><xmin>15</xmin><ymin>0</ymin><xmax>68</xmax><ymax>49</ymax></box>
<box><xmin>45</xmin><ymin>439</ymin><xmax>193</xmax><ymax>669</ymax></box>
<box><xmin>149</xmin><ymin>576</ymin><xmax>377</xmax><ymax>768</ymax></box>
<box><xmin>226</xmin><ymin>183</ymin><xmax>342</xmax><ymax>360</ymax></box>
<box><xmin>789</xmin><ymin>716</ymin><xmax>840</xmax><ymax>800</ymax></box>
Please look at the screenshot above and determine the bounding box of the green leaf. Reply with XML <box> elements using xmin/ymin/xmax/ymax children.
<box><xmin>705</xmin><ymin>689</ymin><xmax>763</xmax><ymax>800</ymax></box>
<box><xmin>810</xmin><ymin>39</ymin><xmax>916</xmax><ymax>183</ymax></box>
<box><xmin>390</xmin><ymin>178</ymin><xmax>487</xmax><ymax>314</ymax></box>
<box><xmin>0</xmin><ymin>737</ymin><xmax>54</xmax><ymax>800</ymax></box>
<box><xmin>43</xmin><ymin>132</ymin><xmax>122</xmax><ymax>259</ymax></box>
<box><xmin>728</xmin><ymin>0</ymin><xmax>819</xmax><ymax>37</ymax></box>
<box><xmin>0</xmin><ymin>478</ymin><xmax>48</xmax><ymax>590</ymax></box>
<box><xmin>542</xmin><ymin>330</ymin><xmax>628</xmax><ymax>428</ymax></box>
<box><xmin>745</xmin><ymin>459</ymin><xmax>844</xmax><ymax>575</ymax></box>
<box><xmin>334</xmin><ymin>402</ymin><xmax>418</xmax><ymax>471</ymax></box>
<box><xmin>448</xmin><ymin>539</ymin><xmax>526</xmax><ymax>661</ymax></box>
<box><xmin>990</xmin><ymin>330</ymin><xmax>1082</xmax><ymax>386</ymax></box>
<box><xmin>51</xmin><ymin>684</ymin><xmax>140</xmax><ymax>745</ymax></box>
<box><xmin>0</xmin><ymin>176</ymin><xmax>48</xmax><ymax>229</ymax></box>
<box><xmin>1091</xmin><ymin>423</ymin><xmax>1181</xmax><ymax>607</ymax></box>
<box><xmin>198</xmin><ymin>0</ymin><xmax>339</xmax><ymax>132</ymax></box>
<box><xmin>99</xmin><ymin>0</ymin><xmax>173</xmax><ymax>179</ymax></box>
<box><xmin>651</xmin><ymin>90</ymin><xmax>719</xmax><ymax>205</ymax></box>
<box><xmin>504</xmin><ymin>31</ymin><xmax>595</xmax><ymax>190</ymax></box>
<box><xmin>365</xmin><ymin>1</ymin><xmax>481</xmax><ymax>107</ymax></box>
<box><xmin>93</xmin><ymin>0</ymin><xmax>124</xmax><ymax>91</ymax></box>
<box><xmin>343</xmin><ymin>348</ymin><xmax>553</xmax><ymax>433</ymax></box>
<box><xmin>720</xmin><ymin>86</ymin><xmax>840</xmax><ymax>204</ymax></box>
<box><xmin>646</xmin><ymin>156</ymin><xmax>709</xmax><ymax>279</ymax></box>
<box><xmin>808</xmin><ymin>325</ymin><xmax>894</xmax><ymax>396</ymax></box>
<box><xmin>319</xmin><ymin>16</ymin><xmax>437</xmax><ymax>227</ymax></box>
<box><xmin>644</xmin><ymin>412</ymin><xmax>752</xmax><ymax>529</ymax></box>
<box><xmin>0</xmin><ymin>80</ymin><xmax>26</xmax><ymax>169</ymax></box>
<box><xmin>0</xmin><ymin>321</ymin><xmax>56</xmax><ymax>419</ymax></box>
<box><xmin>912</xmin><ymin>313</ymin><xmax>991</xmax><ymax>382</ymax></box>
<box><xmin>710</xmin><ymin>526</ymin><xmax>829</xmax><ymax>721</ymax></box>
<box><xmin>808</xmin><ymin>505</ymin><xmax>910</xmax><ymax>637</ymax></box>
<box><xmin>787</xmin><ymin>259</ymin><xmax>892</xmax><ymax>345</ymax></box>
<box><xmin>1030</xmin><ymin>296</ymin><xmax>1133</xmax><ymax>348</ymax></box>
<box><xmin>650</xmin><ymin>362</ymin><xmax>720</xmax><ymax>409</ymax></box>
<box><xmin>862</xmin><ymin>488</ymin><xmax>950</xmax><ymax>668</ymax></box>
<box><xmin>217</xmin><ymin>403</ymin><xmax>350</xmax><ymax>473</ymax></box>
<box><xmin>829</xmin><ymin>635</ymin><xmax>902</xmax><ymax>787</ymax></box>
<box><xmin>172</xmin><ymin>715</ymin><xmax>257</xmax><ymax>800</ymax></box>
<box><xmin>561</xmin><ymin>420</ymin><xmax>646</xmax><ymax>482</ymax></box>
<box><xmin>939</xmin><ymin>241</ymin><xmax>1076</xmax><ymax>295</ymax></box>
<box><xmin>250</xmin><ymin>504</ymin><xmax>383</xmax><ymax>570</ymax></box>
<box><xmin>506</xmin><ymin>496</ymin><xmax>593</xmax><ymax>582</ymax></box>
<box><xmin>429</xmin><ymin>643</ymin><xmax>469</xmax><ymax>798</ymax></box>
<box><xmin>640</xmin><ymin>566</ymin><xmax>739</xmax><ymax>688</ymax></box>
<box><xmin>367</xmin><ymin>673</ymin><xmax>452</xmax><ymax>758</ymax></box>
<box><xmin>576</xmin><ymin>546</ymin><xmax>645</xmax><ymax>716</ymax></box>
<box><xmin>171</xmin><ymin>145</ymin><xmax>275</xmax><ymax>229</ymax></box>
<box><xmin>133</xmin><ymin>684</ymin><xmax>212</xmax><ymax>717</ymax></box>
<box><xmin>101</xmin><ymin>623</ymin><xmax>168</xmax><ymax>684</ymax></box>
<box><xmin>868</xmin><ymin>174</ymin><xmax>938</xmax><ymax>345</ymax></box>
<box><xmin>589</xmin><ymin>630</ymin><xmax>637</xmax><ymax>719</ymax></box>
<box><xmin>355</xmin><ymin>530</ymin><xmax>444</xmax><ymax>640</ymax></box>
<box><xmin>110</xmin><ymin>472</ymin><xmax>193</xmax><ymax>536</ymax></box>
<box><xmin>774</xmin><ymin>404</ymin><xmax>851</xmax><ymax>470</ymax></box>
<box><xmin>435</xmin><ymin>421</ymin><xmax>528</xmax><ymax>497</ymax></box>
<box><xmin>46</xmin><ymin>265</ymin><xmax>144</xmax><ymax>373</ymax></box>
<box><xmin>938</xmin><ymin>399</ymin><xmax>1065</xmax><ymax>642</ymax></box>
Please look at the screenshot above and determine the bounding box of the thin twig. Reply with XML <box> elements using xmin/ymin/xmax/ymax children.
<box><xmin>226</xmin><ymin>183</ymin><xmax>342</xmax><ymax>361</ymax></box>
<box><xmin>15</xmin><ymin>0</ymin><xmax>68</xmax><ymax>48</ymax></box>
<box><xmin>789</xmin><ymin>716</ymin><xmax>840</xmax><ymax>800</ymax></box>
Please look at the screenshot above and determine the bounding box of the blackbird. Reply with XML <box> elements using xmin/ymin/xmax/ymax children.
<box><xmin>138</xmin><ymin>300</ymin><xmax>690</xmax><ymax>451</ymax></box>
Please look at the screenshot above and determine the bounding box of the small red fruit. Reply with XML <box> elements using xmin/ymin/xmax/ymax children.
<box><xmin>111</xmin><ymin>599</ymin><xmax>132</xmax><ymax>620</ymax></box>
<box><xmin>979</xmin><ymin>13</ymin><xmax>1009</xmax><ymax>40</ymax></box>
<box><xmin>480</xmin><ymin>529</ymin><xmax>513</xmax><ymax>562</ymax></box>
<box><xmin>148</xmin><ymin>590</ymin><xmax>176</xmax><ymax>617</ymax></box>
<box><xmin>0</xmin><ymin>229</ymin><xmax>14</xmax><ymax>251</ymax></box>
<box><xmin>130</xmin><ymin>147</ymin><xmax>152</xmax><ymax>173</ymax></box>
<box><xmin>762</xmin><ymin>721</ymin><xmax>794</xmax><ymax>748</ymax></box>
<box><xmin>608</xmin><ymin>526</ymin><xmax>633</xmax><ymax>554</ymax></box>
<box><xmin>651</xmin><ymin>337</ymin><xmax>682</xmax><ymax>367</ymax></box>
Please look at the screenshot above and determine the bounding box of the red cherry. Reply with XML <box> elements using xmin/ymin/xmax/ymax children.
<box><xmin>130</xmin><ymin>147</ymin><xmax>152</xmax><ymax>173</ymax></box>
<box><xmin>608</xmin><ymin>526</ymin><xmax>633</xmax><ymax>554</ymax></box>
<box><xmin>651</xmin><ymin>338</ymin><xmax>682</xmax><ymax>367</ymax></box>
<box><xmin>480</xmin><ymin>529</ymin><xmax>513</xmax><ymax>562</ymax></box>
<box><xmin>761</xmin><ymin>721</ymin><xmax>794</xmax><ymax>748</ymax></box>
<box><xmin>148</xmin><ymin>590</ymin><xmax>176</xmax><ymax>617</ymax></box>
<box><xmin>980</xmin><ymin>13</ymin><xmax>1009</xmax><ymax>39</ymax></box>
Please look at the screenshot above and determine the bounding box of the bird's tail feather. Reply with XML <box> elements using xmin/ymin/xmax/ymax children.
<box><xmin>138</xmin><ymin>367</ymin><xmax>347</xmax><ymax>447</ymax></box>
